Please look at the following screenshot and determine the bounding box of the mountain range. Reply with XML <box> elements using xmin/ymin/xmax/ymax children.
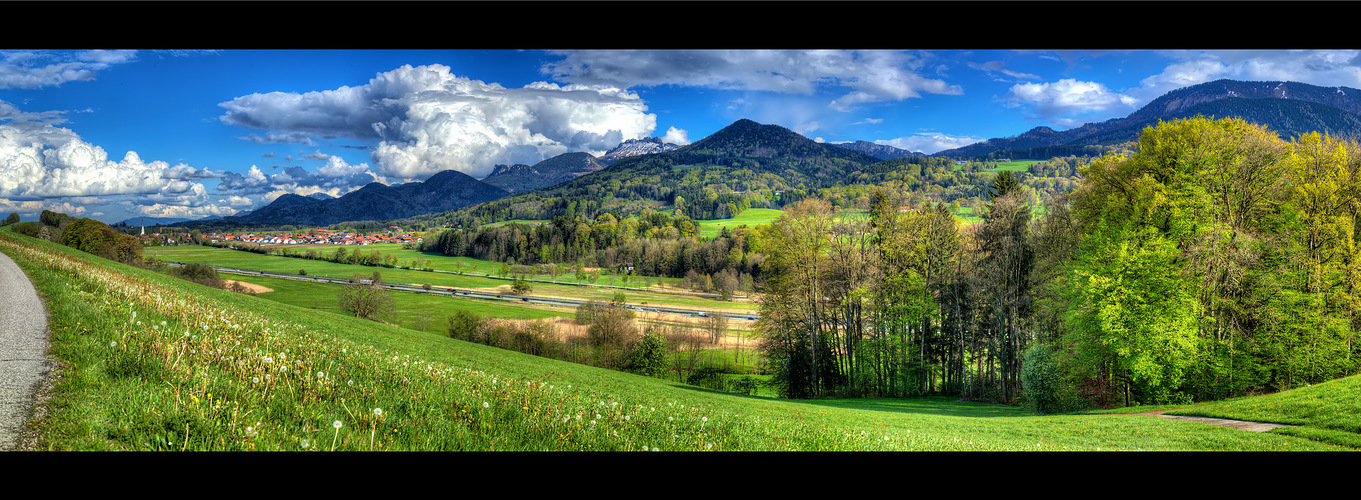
<box><xmin>934</xmin><ymin>79</ymin><xmax>1361</xmax><ymax>157</ymax></box>
<box><xmin>201</xmin><ymin>169</ymin><xmax>508</xmax><ymax>226</ymax></box>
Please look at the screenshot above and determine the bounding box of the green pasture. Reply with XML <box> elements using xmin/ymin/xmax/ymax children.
<box><xmin>4</xmin><ymin>230</ymin><xmax>1357</xmax><ymax>451</ymax></box>
<box><xmin>697</xmin><ymin>208</ymin><xmax>785</xmax><ymax>239</ymax></box>
<box><xmin>986</xmin><ymin>160</ymin><xmax>1042</xmax><ymax>173</ymax></box>
<box><xmin>224</xmin><ymin>273</ymin><xmax>568</xmax><ymax>331</ymax></box>
<box><xmin>149</xmin><ymin>246</ymin><xmax>758</xmax><ymax>315</ymax></box>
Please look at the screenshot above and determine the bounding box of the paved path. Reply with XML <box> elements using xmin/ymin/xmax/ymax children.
<box><xmin>0</xmin><ymin>250</ymin><xmax>51</xmax><ymax>451</ymax></box>
<box><xmin>1127</xmin><ymin>408</ymin><xmax>1295</xmax><ymax>432</ymax></box>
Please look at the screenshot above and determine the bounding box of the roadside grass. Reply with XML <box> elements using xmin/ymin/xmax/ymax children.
<box><xmin>4</xmin><ymin>231</ymin><xmax>1351</xmax><ymax>451</ymax></box>
<box><xmin>697</xmin><ymin>208</ymin><xmax>784</xmax><ymax>239</ymax></box>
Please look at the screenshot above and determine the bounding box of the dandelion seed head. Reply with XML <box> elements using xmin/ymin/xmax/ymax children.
<box><xmin>374</xmin><ymin>408</ymin><xmax>382</xmax><ymax>416</ymax></box>
<box><xmin>333</xmin><ymin>420</ymin><xmax>342</xmax><ymax>429</ymax></box>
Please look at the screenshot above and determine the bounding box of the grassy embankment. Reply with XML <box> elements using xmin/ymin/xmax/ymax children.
<box><xmin>4</xmin><ymin>229</ymin><xmax>1356</xmax><ymax>451</ymax></box>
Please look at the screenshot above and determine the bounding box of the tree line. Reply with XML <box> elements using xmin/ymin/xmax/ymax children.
<box><xmin>422</xmin><ymin>209</ymin><xmax>764</xmax><ymax>296</ymax></box>
<box><xmin>756</xmin><ymin>117</ymin><xmax>1361</xmax><ymax>408</ymax></box>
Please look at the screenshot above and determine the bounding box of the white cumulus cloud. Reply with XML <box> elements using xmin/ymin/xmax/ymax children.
<box><xmin>0</xmin><ymin>108</ymin><xmax>245</xmax><ymax>220</ymax></box>
<box><xmin>661</xmin><ymin>126</ymin><xmax>690</xmax><ymax>146</ymax></box>
<box><xmin>219</xmin><ymin>63</ymin><xmax>658</xmax><ymax>180</ymax></box>
<box><xmin>1003</xmin><ymin>78</ymin><xmax>1138</xmax><ymax>127</ymax></box>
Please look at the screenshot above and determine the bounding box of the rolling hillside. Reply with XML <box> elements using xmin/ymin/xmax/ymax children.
<box><xmin>4</xmin><ymin>226</ymin><xmax>1358</xmax><ymax>451</ymax></box>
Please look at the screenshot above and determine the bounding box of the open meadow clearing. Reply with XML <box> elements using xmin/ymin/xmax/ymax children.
<box><xmin>696</xmin><ymin>208</ymin><xmax>784</xmax><ymax>239</ymax></box>
<box><xmin>3</xmin><ymin>229</ymin><xmax>1357</xmax><ymax>451</ymax></box>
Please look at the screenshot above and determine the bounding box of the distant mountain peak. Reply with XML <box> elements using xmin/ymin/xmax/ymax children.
<box><xmin>481</xmin><ymin>152</ymin><xmax>608</xmax><ymax>194</ymax></box>
<box><xmin>833</xmin><ymin>140</ymin><xmax>923</xmax><ymax>160</ymax></box>
<box><xmin>599</xmin><ymin>137</ymin><xmax>682</xmax><ymax>165</ymax></box>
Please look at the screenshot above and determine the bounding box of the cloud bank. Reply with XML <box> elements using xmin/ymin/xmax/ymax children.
<box><xmin>543</xmin><ymin>50</ymin><xmax>963</xmax><ymax>112</ymax></box>
<box><xmin>0</xmin><ymin>102</ymin><xmax>243</xmax><ymax>220</ymax></box>
<box><xmin>0</xmin><ymin>50</ymin><xmax>137</xmax><ymax>89</ymax></box>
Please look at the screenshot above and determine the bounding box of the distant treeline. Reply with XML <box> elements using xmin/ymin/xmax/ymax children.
<box><xmin>422</xmin><ymin>209</ymin><xmax>763</xmax><ymax>297</ymax></box>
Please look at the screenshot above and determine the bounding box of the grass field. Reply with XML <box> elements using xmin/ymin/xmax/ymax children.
<box><xmin>697</xmin><ymin>208</ymin><xmax>784</xmax><ymax>239</ymax></box>
<box><xmin>5</xmin><ymin>229</ymin><xmax>1358</xmax><ymax>451</ymax></box>
<box><xmin>986</xmin><ymin>160</ymin><xmax>1042</xmax><ymax>173</ymax></box>
<box><xmin>150</xmin><ymin>245</ymin><xmax>758</xmax><ymax>315</ymax></box>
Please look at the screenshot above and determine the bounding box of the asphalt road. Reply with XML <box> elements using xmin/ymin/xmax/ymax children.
<box><xmin>0</xmin><ymin>250</ymin><xmax>50</xmax><ymax>451</ymax></box>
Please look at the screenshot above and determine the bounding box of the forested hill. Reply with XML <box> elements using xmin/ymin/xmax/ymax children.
<box><xmin>406</xmin><ymin>119</ymin><xmax>889</xmax><ymax>228</ymax></box>
<box><xmin>936</xmin><ymin>79</ymin><xmax>1361</xmax><ymax>158</ymax></box>
<box><xmin>201</xmin><ymin>169</ymin><xmax>508</xmax><ymax>227</ymax></box>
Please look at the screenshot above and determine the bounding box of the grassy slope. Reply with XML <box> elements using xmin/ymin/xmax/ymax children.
<box><xmin>1167</xmin><ymin>375</ymin><xmax>1361</xmax><ymax>448</ymax></box>
<box><xmin>3</xmin><ymin>231</ymin><xmax>1353</xmax><ymax>451</ymax></box>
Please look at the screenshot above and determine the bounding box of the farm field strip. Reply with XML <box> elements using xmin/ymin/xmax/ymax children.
<box><xmin>203</xmin><ymin>264</ymin><xmax>761</xmax><ymax>321</ymax></box>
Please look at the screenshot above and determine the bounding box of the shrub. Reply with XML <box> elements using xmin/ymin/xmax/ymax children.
<box><xmin>575</xmin><ymin>300</ymin><xmax>607</xmax><ymax>325</ymax></box>
<box><xmin>629</xmin><ymin>330</ymin><xmax>668</xmax><ymax>378</ymax></box>
<box><xmin>731</xmin><ymin>376</ymin><xmax>760</xmax><ymax>396</ymax></box>
<box><xmin>338</xmin><ymin>274</ymin><xmax>393</xmax><ymax>321</ymax></box>
<box><xmin>686</xmin><ymin>367</ymin><xmax>728</xmax><ymax>391</ymax></box>
<box><xmin>176</xmin><ymin>263</ymin><xmax>225</xmax><ymax>289</ymax></box>
<box><xmin>511</xmin><ymin>278</ymin><xmax>532</xmax><ymax>295</ymax></box>
<box><xmin>13</xmin><ymin>222</ymin><xmax>42</xmax><ymax>238</ymax></box>
<box><xmin>447</xmin><ymin>310</ymin><xmax>487</xmax><ymax>342</ymax></box>
<box><xmin>1021</xmin><ymin>344</ymin><xmax>1089</xmax><ymax>414</ymax></box>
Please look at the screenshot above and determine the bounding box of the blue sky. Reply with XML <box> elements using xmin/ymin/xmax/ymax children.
<box><xmin>4</xmin><ymin>49</ymin><xmax>1361</xmax><ymax>224</ymax></box>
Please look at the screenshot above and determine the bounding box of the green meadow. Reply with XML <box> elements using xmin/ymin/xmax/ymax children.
<box><xmin>150</xmin><ymin>245</ymin><xmax>757</xmax><ymax>315</ymax></box>
<box><xmin>4</xmin><ymin>229</ymin><xmax>1357</xmax><ymax>451</ymax></box>
<box><xmin>697</xmin><ymin>208</ymin><xmax>784</xmax><ymax>239</ymax></box>
<box><xmin>986</xmin><ymin>159</ymin><xmax>1042</xmax><ymax>172</ymax></box>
